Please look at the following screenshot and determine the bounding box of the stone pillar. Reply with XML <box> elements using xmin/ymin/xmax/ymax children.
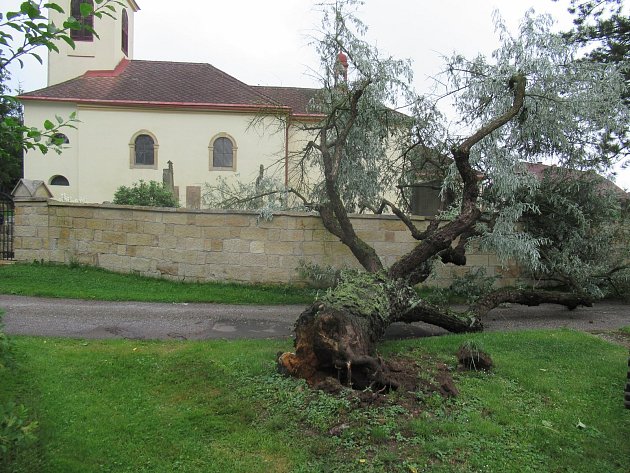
<box><xmin>12</xmin><ymin>198</ymin><xmax>51</xmax><ymax>262</ymax></box>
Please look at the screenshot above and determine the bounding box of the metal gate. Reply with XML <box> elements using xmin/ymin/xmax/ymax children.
<box><xmin>0</xmin><ymin>192</ymin><xmax>14</xmax><ymax>260</ymax></box>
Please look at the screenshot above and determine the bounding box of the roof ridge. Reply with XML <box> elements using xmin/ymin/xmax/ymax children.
<box><xmin>253</xmin><ymin>85</ymin><xmax>320</xmax><ymax>91</ymax></box>
<box><xmin>126</xmin><ymin>60</ymin><xmax>279</xmax><ymax>106</ymax></box>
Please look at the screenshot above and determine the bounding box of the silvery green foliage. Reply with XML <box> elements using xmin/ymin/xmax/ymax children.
<box><xmin>442</xmin><ymin>10</ymin><xmax>629</xmax><ymax>268</ymax></box>
<box><xmin>297</xmin><ymin>259</ymin><xmax>344</xmax><ymax>289</ymax></box>
<box><xmin>202</xmin><ymin>174</ymin><xmax>286</xmax><ymax>211</ymax></box>
<box><xmin>202</xmin><ymin>172</ymin><xmax>313</xmax><ymax>222</ymax></box>
<box><xmin>449</xmin><ymin>11</ymin><xmax>628</xmax><ymax>169</ymax></box>
<box><xmin>302</xmin><ymin>0</ymin><xmax>416</xmax><ymax>211</ymax></box>
<box><xmin>521</xmin><ymin>169</ymin><xmax>630</xmax><ymax>298</ymax></box>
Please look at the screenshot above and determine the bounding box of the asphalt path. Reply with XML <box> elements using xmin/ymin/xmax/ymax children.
<box><xmin>1</xmin><ymin>295</ymin><xmax>629</xmax><ymax>341</ymax></box>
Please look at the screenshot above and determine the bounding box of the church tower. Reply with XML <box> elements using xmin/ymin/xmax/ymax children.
<box><xmin>47</xmin><ymin>0</ymin><xmax>140</xmax><ymax>86</ymax></box>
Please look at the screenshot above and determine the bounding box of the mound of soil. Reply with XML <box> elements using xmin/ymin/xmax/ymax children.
<box><xmin>309</xmin><ymin>351</ymin><xmax>461</xmax><ymax>415</ymax></box>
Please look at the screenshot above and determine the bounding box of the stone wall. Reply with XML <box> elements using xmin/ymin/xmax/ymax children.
<box><xmin>12</xmin><ymin>199</ymin><xmax>520</xmax><ymax>286</ymax></box>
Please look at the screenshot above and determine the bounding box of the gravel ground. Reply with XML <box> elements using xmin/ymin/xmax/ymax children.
<box><xmin>1</xmin><ymin>295</ymin><xmax>629</xmax><ymax>342</ymax></box>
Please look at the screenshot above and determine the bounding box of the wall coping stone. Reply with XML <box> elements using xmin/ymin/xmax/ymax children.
<box><xmin>36</xmin><ymin>199</ymin><xmax>433</xmax><ymax>222</ymax></box>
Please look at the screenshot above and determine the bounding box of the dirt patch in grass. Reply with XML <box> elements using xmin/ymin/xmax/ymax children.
<box><xmin>310</xmin><ymin>351</ymin><xmax>463</xmax><ymax>416</ymax></box>
<box><xmin>591</xmin><ymin>329</ymin><xmax>630</xmax><ymax>348</ymax></box>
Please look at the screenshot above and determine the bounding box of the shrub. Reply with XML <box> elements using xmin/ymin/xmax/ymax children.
<box><xmin>0</xmin><ymin>403</ymin><xmax>38</xmax><ymax>465</ymax></box>
<box><xmin>0</xmin><ymin>314</ymin><xmax>11</xmax><ymax>370</ymax></box>
<box><xmin>113</xmin><ymin>180</ymin><xmax>178</xmax><ymax>207</ymax></box>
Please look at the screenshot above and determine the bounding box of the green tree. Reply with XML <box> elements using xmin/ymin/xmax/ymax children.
<box><xmin>0</xmin><ymin>74</ymin><xmax>23</xmax><ymax>192</ymax></box>
<box><xmin>563</xmin><ymin>0</ymin><xmax>629</xmax><ymax>75</ymax></box>
<box><xmin>558</xmin><ymin>0</ymin><xmax>630</xmax><ymax>161</ymax></box>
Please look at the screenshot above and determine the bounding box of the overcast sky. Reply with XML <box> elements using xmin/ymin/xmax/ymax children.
<box><xmin>4</xmin><ymin>0</ymin><xmax>629</xmax><ymax>189</ymax></box>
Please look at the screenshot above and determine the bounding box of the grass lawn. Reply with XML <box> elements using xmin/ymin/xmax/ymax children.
<box><xmin>2</xmin><ymin>330</ymin><xmax>629</xmax><ymax>472</ymax></box>
<box><xmin>0</xmin><ymin>263</ymin><xmax>315</xmax><ymax>305</ymax></box>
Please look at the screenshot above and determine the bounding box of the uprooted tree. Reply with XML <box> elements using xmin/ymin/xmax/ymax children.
<box><xmin>209</xmin><ymin>1</ymin><xmax>630</xmax><ymax>389</ymax></box>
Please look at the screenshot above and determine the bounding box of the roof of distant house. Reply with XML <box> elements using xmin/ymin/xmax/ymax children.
<box><xmin>525</xmin><ymin>162</ymin><xmax>629</xmax><ymax>199</ymax></box>
<box><xmin>253</xmin><ymin>86</ymin><xmax>320</xmax><ymax>117</ymax></box>
<box><xmin>19</xmin><ymin>59</ymin><xmax>321</xmax><ymax>117</ymax></box>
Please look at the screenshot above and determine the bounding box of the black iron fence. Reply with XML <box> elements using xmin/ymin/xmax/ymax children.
<box><xmin>0</xmin><ymin>192</ymin><xmax>14</xmax><ymax>260</ymax></box>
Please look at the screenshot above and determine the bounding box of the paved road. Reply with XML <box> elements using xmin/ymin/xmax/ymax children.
<box><xmin>1</xmin><ymin>295</ymin><xmax>629</xmax><ymax>341</ymax></box>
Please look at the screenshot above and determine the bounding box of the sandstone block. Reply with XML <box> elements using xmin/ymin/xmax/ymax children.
<box><xmin>265</xmin><ymin>241</ymin><xmax>296</xmax><ymax>256</ymax></box>
<box><xmin>110</xmin><ymin>221</ymin><xmax>137</xmax><ymax>233</ymax></box>
<box><xmin>102</xmin><ymin>231</ymin><xmax>126</xmax><ymax>245</ymax></box>
<box><xmin>240</xmin><ymin>227</ymin><xmax>268</xmax><ymax>241</ymax></box>
<box><xmin>158</xmin><ymin>235</ymin><xmax>178</xmax><ymax>249</ymax></box>
<box><xmin>69</xmin><ymin>207</ymin><xmax>95</xmax><ymax>219</ymax></box>
<box><xmin>173</xmin><ymin>225</ymin><xmax>201</xmax><ymax>238</ymax></box>
<box><xmin>223</xmin><ymin>239</ymin><xmax>251</xmax><ymax>253</ymax></box>
<box><xmin>162</xmin><ymin>213</ymin><xmax>188</xmax><ymax>225</ymax></box>
<box><xmin>240</xmin><ymin>253</ymin><xmax>268</xmax><ymax>267</ymax></box>
<box><xmin>141</xmin><ymin>222</ymin><xmax>166</xmax><ymax>235</ymax></box>
<box><xmin>250</xmin><ymin>241</ymin><xmax>265</xmax><ymax>254</ymax></box>
<box><xmin>280</xmin><ymin>229</ymin><xmax>305</xmax><ymax>242</ymax></box>
<box><xmin>195</xmin><ymin>213</ymin><xmax>227</xmax><ymax>227</ymax></box>
<box><xmin>157</xmin><ymin>263</ymin><xmax>179</xmax><ymax>277</ymax></box>
<box><xmin>74</xmin><ymin>228</ymin><xmax>94</xmax><ymax>241</ymax></box>
<box><xmin>132</xmin><ymin>210</ymin><xmax>163</xmax><ymax>222</ymax></box>
<box><xmin>203</xmin><ymin>227</ymin><xmax>233</xmax><ymax>239</ymax></box>
<box><xmin>225</xmin><ymin>214</ymin><xmax>251</xmax><ymax>227</ymax></box>
<box><xmin>86</xmin><ymin>219</ymin><xmax>108</xmax><ymax>231</ymax></box>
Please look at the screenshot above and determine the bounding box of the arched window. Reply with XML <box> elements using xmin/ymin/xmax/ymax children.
<box><xmin>70</xmin><ymin>0</ymin><xmax>94</xmax><ymax>42</ymax></box>
<box><xmin>121</xmin><ymin>10</ymin><xmax>129</xmax><ymax>56</ymax></box>
<box><xmin>50</xmin><ymin>175</ymin><xmax>70</xmax><ymax>186</ymax></box>
<box><xmin>129</xmin><ymin>131</ymin><xmax>159</xmax><ymax>169</ymax></box>
<box><xmin>209</xmin><ymin>134</ymin><xmax>237</xmax><ymax>171</ymax></box>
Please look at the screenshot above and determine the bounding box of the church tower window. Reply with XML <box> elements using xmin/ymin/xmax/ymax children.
<box><xmin>121</xmin><ymin>10</ymin><xmax>129</xmax><ymax>56</ymax></box>
<box><xmin>70</xmin><ymin>0</ymin><xmax>95</xmax><ymax>42</ymax></box>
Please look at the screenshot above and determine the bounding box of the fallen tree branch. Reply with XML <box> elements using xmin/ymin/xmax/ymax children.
<box><xmin>471</xmin><ymin>289</ymin><xmax>593</xmax><ymax>319</ymax></box>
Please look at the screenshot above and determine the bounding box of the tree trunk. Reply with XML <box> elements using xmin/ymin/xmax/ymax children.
<box><xmin>277</xmin><ymin>272</ymin><xmax>592</xmax><ymax>389</ymax></box>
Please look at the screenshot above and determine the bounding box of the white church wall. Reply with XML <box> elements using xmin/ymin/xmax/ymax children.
<box><xmin>23</xmin><ymin>101</ymin><xmax>81</xmax><ymax>198</ymax></box>
<box><xmin>24</xmin><ymin>102</ymin><xmax>288</xmax><ymax>204</ymax></box>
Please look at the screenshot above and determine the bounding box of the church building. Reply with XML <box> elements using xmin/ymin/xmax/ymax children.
<box><xmin>19</xmin><ymin>0</ymin><xmax>320</xmax><ymax>207</ymax></box>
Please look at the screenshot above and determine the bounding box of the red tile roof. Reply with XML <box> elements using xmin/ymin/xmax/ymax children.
<box><xmin>19</xmin><ymin>59</ymin><xmax>320</xmax><ymax>117</ymax></box>
<box><xmin>254</xmin><ymin>86</ymin><xmax>320</xmax><ymax>117</ymax></box>
<box><xmin>525</xmin><ymin>162</ymin><xmax>628</xmax><ymax>198</ymax></box>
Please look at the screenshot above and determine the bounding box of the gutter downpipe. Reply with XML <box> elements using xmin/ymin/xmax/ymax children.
<box><xmin>285</xmin><ymin>114</ymin><xmax>291</xmax><ymax>188</ymax></box>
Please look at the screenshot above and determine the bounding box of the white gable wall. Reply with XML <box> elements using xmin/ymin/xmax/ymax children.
<box><xmin>23</xmin><ymin>102</ymin><xmax>287</xmax><ymax>204</ymax></box>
